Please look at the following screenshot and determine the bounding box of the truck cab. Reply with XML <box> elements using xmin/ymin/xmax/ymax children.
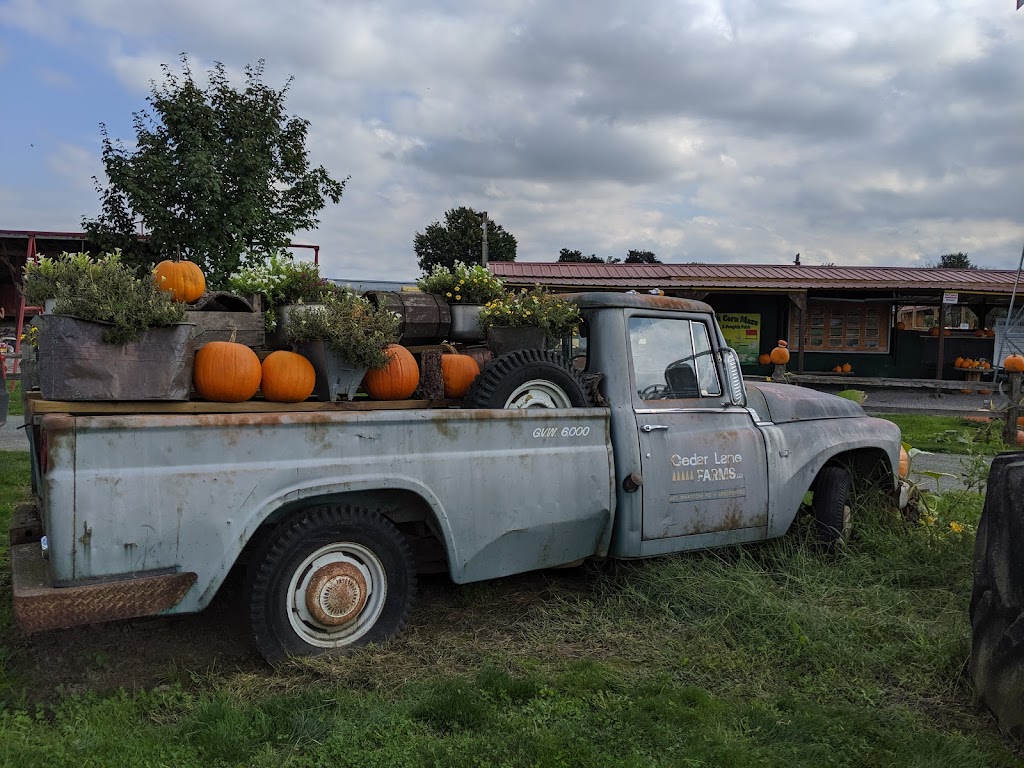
<box><xmin>572</xmin><ymin>292</ymin><xmax>900</xmax><ymax>556</ymax></box>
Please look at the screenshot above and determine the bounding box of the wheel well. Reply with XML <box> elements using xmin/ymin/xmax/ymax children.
<box><xmin>239</xmin><ymin>490</ymin><xmax>448</xmax><ymax>574</ymax></box>
<box><xmin>816</xmin><ymin>447</ymin><xmax>894</xmax><ymax>495</ymax></box>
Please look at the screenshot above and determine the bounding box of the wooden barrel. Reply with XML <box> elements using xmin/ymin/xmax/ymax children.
<box><xmin>365</xmin><ymin>291</ymin><xmax>452</xmax><ymax>343</ymax></box>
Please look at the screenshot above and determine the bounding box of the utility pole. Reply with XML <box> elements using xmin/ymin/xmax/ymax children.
<box><xmin>481</xmin><ymin>211</ymin><xmax>489</xmax><ymax>267</ymax></box>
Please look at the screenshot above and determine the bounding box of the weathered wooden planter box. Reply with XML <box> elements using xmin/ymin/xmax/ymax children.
<box><xmin>35</xmin><ymin>315</ymin><xmax>196</xmax><ymax>401</ymax></box>
<box><xmin>184</xmin><ymin>292</ymin><xmax>264</xmax><ymax>348</ymax></box>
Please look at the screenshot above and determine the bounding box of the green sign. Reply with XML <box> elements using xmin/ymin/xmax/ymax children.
<box><xmin>718</xmin><ymin>313</ymin><xmax>761</xmax><ymax>364</ymax></box>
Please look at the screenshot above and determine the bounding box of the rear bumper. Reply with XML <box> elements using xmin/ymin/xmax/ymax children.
<box><xmin>10</xmin><ymin>503</ymin><xmax>197</xmax><ymax>633</ymax></box>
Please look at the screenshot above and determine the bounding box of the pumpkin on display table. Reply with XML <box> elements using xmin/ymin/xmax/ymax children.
<box><xmin>770</xmin><ymin>340</ymin><xmax>790</xmax><ymax>365</ymax></box>
<box><xmin>261</xmin><ymin>351</ymin><xmax>316</xmax><ymax>403</ymax></box>
<box><xmin>194</xmin><ymin>337</ymin><xmax>262</xmax><ymax>402</ymax></box>
<box><xmin>1004</xmin><ymin>355</ymin><xmax>1024</xmax><ymax>373</ymax></box>
<box><xmin>154</xmin><ymin>259</ymin><xmax>206</xmax><ymax>304</ymax></box>
<box><xmin>363</xmin><ymin>344</ymin><xmax>420</xmax><ymax>400</ymax></box>
<box><xmin>440</xmin><ymin>349</ymin><xmax>481</xmax><ymax>398</ymax></box>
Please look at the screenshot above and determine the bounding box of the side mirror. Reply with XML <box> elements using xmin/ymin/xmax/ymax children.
<box><xmin>719</xmin><ymin>348</ymin><xmax>747</xmax><ymax>408</ymax></box>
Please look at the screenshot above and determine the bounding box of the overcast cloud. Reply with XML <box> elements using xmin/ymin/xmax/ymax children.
<box><xmin>0</xmin><ymin>0</ymin><xmax>1021</xmax><ymax>280</ymax></box>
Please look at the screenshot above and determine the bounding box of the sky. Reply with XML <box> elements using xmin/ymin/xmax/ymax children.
<box><xmin>0</xmin><ymin>1</ymin><xmax>1022</xmax><ymax>282</ymax></box>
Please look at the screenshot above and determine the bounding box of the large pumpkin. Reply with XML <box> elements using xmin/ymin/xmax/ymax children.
<box><xmin>154</xmin><ymin>259</ymin><xmax>206</xmax><ymax>303</ymax></box>
<box><xmin>261</xmin><ymin>351</ymin><xmax>315</xmax><ymax>403</ymax></box>
<box><xmin>363</xmin><ymin>344</ymin><xmax>419</xmax><ymax>400</ymax></box>
<box><xmin>441</xmin><ymin>351</ymin><xmax>480</xmax><ymax>398</ymax></box>
<box><xmin>194</xmin><ymin>340</ymin><xmax>262</xmax><ymax>402</ymax></box>
<box><xmin>769</xmin><ymin>345</ymin><xmax>790</xmax><ymax>365</ymax></box>
<box><xmin>1004</xmin><ymin>354</ymin><xmax>1024</xmax><ymax>373</ymax></box>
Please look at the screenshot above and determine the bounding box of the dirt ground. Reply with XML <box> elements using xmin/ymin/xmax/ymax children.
<box><xmin>6</xmin><ymin>564</ymin><xmax>598</xmax><ymax>703</ymax></box>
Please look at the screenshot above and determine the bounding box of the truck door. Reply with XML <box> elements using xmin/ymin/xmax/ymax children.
<box><xmin>629</xmin><ymin>314</ymin><xmax>769</xmax><ymax>543</ymax></box>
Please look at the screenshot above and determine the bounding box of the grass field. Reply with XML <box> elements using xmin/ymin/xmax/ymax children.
<box><xmin>0</xmin><ymin>451</ymin><xmax>1019</xmax><ymax>766</ymax></box>
<box><xmin>4</xmin><ymin>381</ymin><xmax>22</xmax><ymax>417</ymax></box>
<box><xmin>877</xmin><ymin>412</ymin><xmax>1008</xmax><ymax>455</ymax></box>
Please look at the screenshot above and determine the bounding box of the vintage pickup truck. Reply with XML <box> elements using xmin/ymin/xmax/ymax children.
<box><xmin>11</xmin><ymin>293</ymin><xmax>903</xmax><ymax>663</ymax></box>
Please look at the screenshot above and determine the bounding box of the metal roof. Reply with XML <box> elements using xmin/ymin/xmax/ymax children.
<box><xmin>489</xmin><ymin>262</ymin><xmax>1022</xmax><ymax>294</ymax></box>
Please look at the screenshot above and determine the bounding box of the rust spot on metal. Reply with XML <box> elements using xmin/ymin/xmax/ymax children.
<box><xmin>305</xmin><ymin>562</ymin><xmax>368</xmax><ymax>626</ymax></box>
<box><xmin>78</xmin><ymin>522</ymin><xmax>92</xmax><ymax>547</ymax></box>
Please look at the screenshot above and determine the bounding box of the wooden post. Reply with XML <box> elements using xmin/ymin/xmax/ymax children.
<box><xmin>1004</xmin><ymin>371</ymin><xmax>1022</xmax><ymax>446</ymax></box>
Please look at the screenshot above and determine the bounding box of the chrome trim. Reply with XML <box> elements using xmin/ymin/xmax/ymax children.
<box><xmin>635</xmin><ymin>407</ymin><xmax>736</xmax><ymax>415</ymax></box>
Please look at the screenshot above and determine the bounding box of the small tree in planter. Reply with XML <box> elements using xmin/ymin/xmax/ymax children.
<box><xmin>284</xmin><ymin>289</ymin><xmax>400</xmax><ymax>401</ymax></box>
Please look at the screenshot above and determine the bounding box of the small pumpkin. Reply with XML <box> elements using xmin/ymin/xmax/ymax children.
<box><xmin>758</xmin><ymin>353</ymin><xmax>771</xmax><ymax>365</ymax></box>
<box><xmin>261</xmin><ymin>351</ymin><xmax>316</xmax><ymax>403</ymax></box>
<box><xmin>154</xmin><ymin>259</ymin><xmax>206</xmax><ymax>303</ymax></box>
<box><xmin>954</xmin><ymin>357</ymin><xmax>964</xmax><ymax>368</ymax></box>
<box><xmin>194</xmin><ymin>339</ymin><xmax>262</xmax><ymax>402</ymax></box>
<box><xmin>441</xmin><ymin>351</ymin><xmax>480</xmax><ymax>398</ymax></box>
<box><xmin>929</xmin><ymin>326</ymin><xmax>940</xmax><ymax>337</ymax></box>
<box><xmin>769</xmin><ymin>345</ymin><xmax>790</xmax><ymax>365</ymax></box>
<box><xmin>363</xmin><ymin>344</ymin><xmax>420</xmax><ymax>400</ymax></box>
<box><xmin>1004</xmin><ymin>354</ymin><xmax>1024</xmax><ymax>373</ymax></box>
<box><xmin>895</xmin><ymin>321</ymin><xmax>906</xmax><ymax>331</ymax></box>
<box><xmin>898</xmin><ymin>446</ymin><xmax>909</xmax><ymax>478</ymax></box>
<box><xmin>841</xmin><ymin>362</ymin><xmax>852</xmax><ymax>373</ymax></box>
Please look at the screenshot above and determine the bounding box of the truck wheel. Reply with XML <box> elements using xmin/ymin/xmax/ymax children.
<box><xmin>463</xmin><ymin>349</ymin><xmax>594</xmax><ymax>409</ymax></box>
<box><xmin>246</xmin><ymin>505</ymin><xmax>416</xmax><ymax>664</ymax></box>
<box><xmin>813</xmin><ymin>466</ymin><xmax>852</xmax><ymax>550</ymax></box>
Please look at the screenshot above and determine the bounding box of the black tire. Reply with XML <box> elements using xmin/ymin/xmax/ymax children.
<box><xmin>813</xmin><ymin>466</ymin><xmax>852</xmax><ymax>550</ymax></box>
<box><xmin>464</xmin><ymin>349</ymin><xmax>594</xmax><ymax>409</ymax></box>
<box><xmin>245</xmin><ymin>505</ymin><xmax>416</xmax><ymax>664</ymax></box>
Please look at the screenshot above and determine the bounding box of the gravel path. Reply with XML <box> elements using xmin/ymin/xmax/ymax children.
<box><xmin>0</xmin><ymin>415</ymin><xmax>27</xmax><ymax>452</ymax></box>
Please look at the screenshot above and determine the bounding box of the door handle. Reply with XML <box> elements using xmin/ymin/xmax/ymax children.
<box><xmin>641</xmin><ymin>424</ymin><xmax>669</xmax><ymax>432</ymax></box>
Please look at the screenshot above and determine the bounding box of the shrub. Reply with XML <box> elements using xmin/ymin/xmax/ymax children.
<box><xmin>285</xmin><ymin>289</ymin><xmax>400</xmax><ymax>370</ymax></box>
<box><xmin>416</xmin><ymin>262</ymin><xmax>505</xmax><ymax>305</ymax></box>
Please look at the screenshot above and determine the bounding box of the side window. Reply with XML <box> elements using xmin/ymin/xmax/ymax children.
<box><xmin>629</xmin><ymin>316</ymin><xmax>721</xmax><ymax>401</ymax></box>
<box><xmin>691</xmin><ymin>322</ymin><xmax>722</xmax><ymax>396</ymax></box>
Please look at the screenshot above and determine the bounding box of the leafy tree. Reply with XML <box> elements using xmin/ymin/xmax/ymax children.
<box><xmin>625</xmin><ymin>250</ymin><xmax>661</xmax><ymax>264</ymax></box>
<box><xmin>558</xmin><ymin>248</ymin><xmax>604</xmax><ymax>263</ymax></box>
<box><xmin>414</xmin><ymin>207</ymin><xmax>516</xmax><ymax>272</ymax></box>
<box><xmin>932</xmin><ymin>252</ymin><xmax>976</xmax><ymax>269</ymax></box>
<box><xmin>84</xmin><ymin>56</ymin><xmax>348</xmax><ymax>286</ymax></box>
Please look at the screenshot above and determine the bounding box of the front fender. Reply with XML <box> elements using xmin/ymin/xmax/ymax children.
<box><xmin>760</xmin><ymin>416</ymin><xmax>901</xmax><ymax>538</ymax></box>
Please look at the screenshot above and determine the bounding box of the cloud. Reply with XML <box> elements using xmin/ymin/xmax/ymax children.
<box><xmin>0</xmin><ymin>0</ymin><xmax>1021</xmax><ymax>279</ymax></box>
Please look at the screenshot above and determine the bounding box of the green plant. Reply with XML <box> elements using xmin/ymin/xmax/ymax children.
<box><xmin>416</xmin><ymin>261</ymin><xmax>505</xmax><ymax>305</ymax></box>
<box><xmin>32</xmin><ymin>251</ymin><xmax>186</xmax><ymax>344</ymax></box>
<box><xmin>22</xmin><ymin>251</ymin><xmax>119</xmax><ymax>305</ymax></box>
<box><xmin>285</xmin><ymin>289</ymin><xmax>399</xmax><ymax>370</ymax></box>
<box><xmin>228</xmin><ymin>253</ymin><xmax>339</xmax><ymax>331</ymax></box>
<box><xmin>478</xmin><ymin>287</ymin><xmax>581</xmax><ymax>339</ymax></box>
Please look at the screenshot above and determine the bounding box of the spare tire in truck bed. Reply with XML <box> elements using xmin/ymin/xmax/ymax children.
<box><xmin>463</xmin><ymin>349</ymin><xmax>594</xmax><ymax>409</ymax></box>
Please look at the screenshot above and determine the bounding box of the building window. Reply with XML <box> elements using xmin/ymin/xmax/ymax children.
<box><xmin>791</xmin><ymin>303</ymin><xmax>889</xmax><ymax>353</ymax></box>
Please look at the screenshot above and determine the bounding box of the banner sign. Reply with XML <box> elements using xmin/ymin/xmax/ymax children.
<box><xmin>718</xmin><ymin>312</ymin><xmax>761</xmax><ymax>364</ymax></box>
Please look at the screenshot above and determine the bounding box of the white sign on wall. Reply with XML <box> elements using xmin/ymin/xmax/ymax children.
<box><xmin>942</xmin><ymin>292</ymin><xmax>959</xmax><ymax>305</ymax></box>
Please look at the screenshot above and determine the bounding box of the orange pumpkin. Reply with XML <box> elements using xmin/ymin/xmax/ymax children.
<box><xmin>929</xmin><ymin>326</ymin><xmax>940</xmax><ymax>337</ymax></box>
<box><xmin>758</xmin><ymin>353</ymin><xmax>771</xmax><ymax>365</ymax></box>
<box><xmin>441</xmin><ymin>352</ymin><xmax>480</xmax><ymax>398</ymax></box>
<box><xmin>1017</xmin><ymin>430</ymin><xmax>1024</xmax><ymax>448</ymax></box>
<box><xmin>1004</xmin><ymin>354</ymin><xmax>1024</xmax><ymax>373</ymax></box>
<box><xmin>954</xmin><ymin>357</ymin><xmax>964</xmax><ymax>368</ymax></box>
<box><xmin>154</xmin><ymin>259</ymin><xmax>206</xmax><ymax>303</ymax></box>
<box><xmin>895</xmin><ymin>321</ymin><xmax>906</xmax><ymax>331</ymax></box>
<box><xmin>898</xmin><ymin>446</ymin><xmax>909</xmax><ymax>478</ymax></box>
<box><xmin>770</xmin><ymin>346</ymin><xmax>790</xmax><ymax>365</ymax></box>
<box><xmin>194</xmin><ymin>340</ymin><xmax>262</xmax><ymax>402</ymax></box>
<box><xmin>261</xmin><ymin>351</ymin><xmax>315</xmax><ymax>403</ymax></box>
<box><xmin>841</xmin><ymin>363</ymin><xmax>852</xmax><ymax>373</ymax></box>
<box><xmin>777</xmin><ymin>339</ymin><xmax>788</xmax><ymax>348</ymax></box>
<box><xmin>363</xmin><ymin>344</ymin><xmax>420</xmax><ymax>400</ymax></box>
